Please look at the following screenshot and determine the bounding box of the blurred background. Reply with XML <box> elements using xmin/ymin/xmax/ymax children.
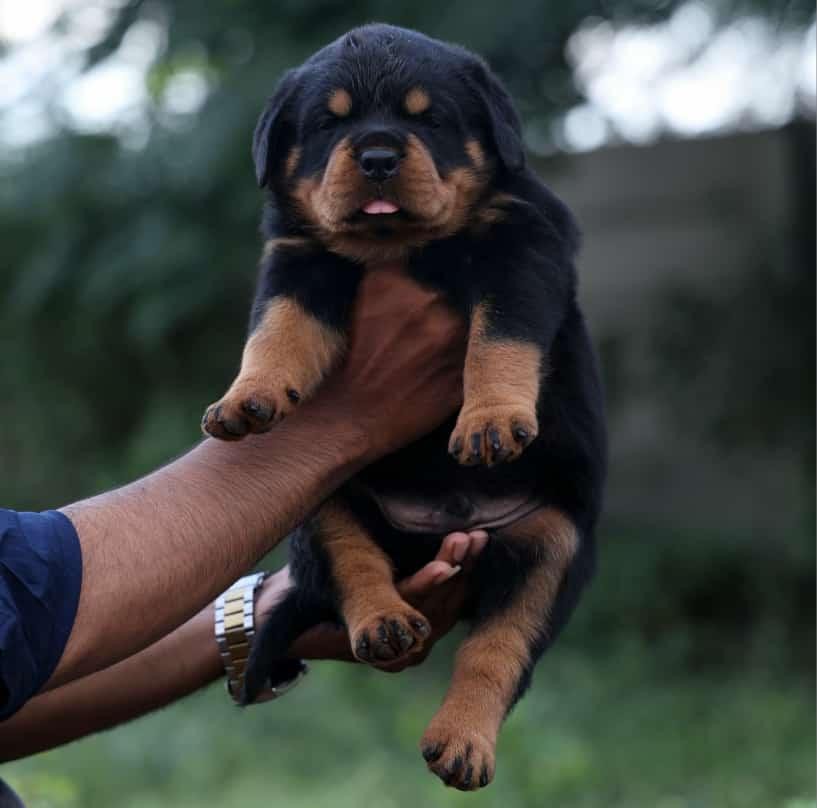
<box><xmin>1</xmin><ymin>1</ymin><xmax>814</xmax><ymax>806</ymax></box>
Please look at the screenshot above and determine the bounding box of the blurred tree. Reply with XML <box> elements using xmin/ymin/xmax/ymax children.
<box><xmin>0</xmin><ymin>7</ymin><xmax>814</xmax><ymax>803</ymax></box>
<box><xmin>0</xmin><ymin>0</ymin><xmax>813</xmax><ymax>511</ymax></box>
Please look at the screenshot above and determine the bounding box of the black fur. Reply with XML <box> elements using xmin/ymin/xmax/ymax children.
<box><xmin>237</xmin><ymin>24</ymin><xmax>607</xmax><ymax>730</ymax></box>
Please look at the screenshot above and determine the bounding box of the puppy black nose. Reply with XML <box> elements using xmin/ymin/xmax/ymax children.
<box><xmin>358</xmin><ymin>148</ymin><xmax>400</xmax><ymax>181</ymax></box>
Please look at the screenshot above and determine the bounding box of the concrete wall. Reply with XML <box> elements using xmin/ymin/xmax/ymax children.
<box><xmin>532</xmin><ymin>126</ymin><xmax>812</xmax><ymax>537</ymax></box>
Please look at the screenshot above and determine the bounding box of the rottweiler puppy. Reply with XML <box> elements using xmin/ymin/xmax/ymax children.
<box><xmin>202</xmin><ymin>24</ymin><xmax>607</xmax><ymax>791</ymax></box>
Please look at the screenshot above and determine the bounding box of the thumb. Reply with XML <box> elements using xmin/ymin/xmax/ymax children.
<box><xmin>397</xmin><ymin>560</ymin><xmax>461</xmax><ymax>600</ymax></box>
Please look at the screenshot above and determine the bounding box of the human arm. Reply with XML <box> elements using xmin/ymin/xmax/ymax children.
<box><xmin>46</xmin><ymin>267</ymin><xmax>465</xmax><ymax>691</ymax></box>
<box><xmin>0</xmin><ymin>531</ymin><xmax>486</xmax><ymax>761</ymax></box>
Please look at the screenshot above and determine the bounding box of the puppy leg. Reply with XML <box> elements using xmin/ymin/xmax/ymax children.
<box><xmin>449</xmin><ymin>302</ymin><xmax>542</xmax><ymax>466</ymax></box>
<box><xmin>316</xmin><ymin>499</ymin><xmax>431</xmax><ymax>669</ymax></box>
<box><xmin>203</xmin><ymin>295</ymin><xmax>345</xmax><ymax>439</ymax></box>
<box><xmin>420</xmin><ymin>507</ymin><xmax>580</xmax><ymax>790</ymax></box>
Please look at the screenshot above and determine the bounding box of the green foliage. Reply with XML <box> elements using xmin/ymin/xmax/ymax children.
<box><xmin>5</xmin><ymin>532</ymin><xmax>816</xmax><ymax>808</ymax></box>
<box><xmin>0</xmin><ymin>1</ymin><xmax>814</xmax><ymax>804</ymax></box>
<box><xmin>1</xmin><ymin>0</ymin><xmax>814</xmax><ymax>509</ymax></box>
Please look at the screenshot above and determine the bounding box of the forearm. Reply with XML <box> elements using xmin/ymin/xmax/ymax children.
<box><xmin>1</xmin><ymin>533</ymin><xmax>485</xmax><ymax>761</ymax></box>
<box><xmin>50</xmin><ymin>398</ymin><xmax>369</xmax><ymax>689</ymax></box>
<box><xmin>1</xmin><ymin>568</ymin><xmax>327</xmax><ymax>761</ymax></box>
<box><xmin>0</xmin><ymin>605</ymin><xmax>222</xmax><ymax>761</ymax></box>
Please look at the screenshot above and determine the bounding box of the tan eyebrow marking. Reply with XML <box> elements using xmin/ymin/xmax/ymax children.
<box><xmin>328</xmin><ymin>88</ymin><xmax>352</xmax><ymax>117</ymax></box>
<box><xmin>284</xmin><ymin>146</ymin><xmax>301</xmax><ymax>178</ymax></box>
<box><xmin>404</xmin><ymin>87</ymin><xmax>431</xmax><ymax>115</ymax></box>
<box><xmin>465</xmin><ymin>139</ymin><xmax>485</xmax><ymax>168</ymax></box>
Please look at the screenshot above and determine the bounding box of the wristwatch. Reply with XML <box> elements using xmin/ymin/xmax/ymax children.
<box><xmin>214</xmin><ymin>571</ymin><xmax>308</xmax><ymax>704</ymax></box>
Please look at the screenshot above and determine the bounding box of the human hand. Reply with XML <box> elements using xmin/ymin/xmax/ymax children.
<box><xmin>305</xmin><ymin>266</ymin><xmax>466</xmax><ymax>460</ymax></box>
<box><xmin>256</xmin><ymin>529</ymin><xmax>489</xmax><ymax>668</ymax></box>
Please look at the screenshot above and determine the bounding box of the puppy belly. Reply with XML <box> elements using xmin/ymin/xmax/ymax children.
<box><xmin>360</xmin><ymin>485</ymin><xmax>541</xmax><ymax>534</ymax></box>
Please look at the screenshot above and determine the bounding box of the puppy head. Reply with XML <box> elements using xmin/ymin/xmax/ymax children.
<box><xmin>252</xmin><ymin>24</ymin><xmax>525</xmax><ymax>261</ymax></box>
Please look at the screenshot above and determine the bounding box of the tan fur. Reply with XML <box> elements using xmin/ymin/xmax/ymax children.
<box><xmin>292</xmin><ymin>138</ymin><xmax>361</xmax><ymax>232</ymax></box>
<box><xmin>237</xmin><ymin>297</ymin><xmax>342</xmax><ymax>398</ymax></box>
<box><xmin>472</xmin><ymin>192</ymin><xmax>518</xmax><ymax>231</ymax></box>
<box><xmin>201</xmin><ymin>298</ymin><xmax>344</xmax><ymax>437</ymax></box>
<box><xmin>328</xmin><ymin>88</ymin><xmax>352</xmax><ymax>117</ymax></box>
<box><xmin>421</xmin><ymin>508</ymin><xmax>578</xmax><ymax>790</ymax></box>
<box><xmin>450</xmin><ymin>303</ymin><xmax>542</xmax><ymax>465</ymax></box>
<box><xmin>464</xmin><ymin>139</ymin><xmax>485</xmax><ymax>168</ymax></box>
<box><xmin>284</xmin><ymin>146</ymin><xmax>302</xmax><ymax>178</ymax></box>
<box><xmin>291</xmin><ymin>135</ymin><xmax>487</xmax><ymax>263</ymax></box>
<box><xmin>318</xmin><ymin>500</ymin><xmax>430</xmax><ymax>667</ymax></box>
<box><xmin>404</xmin><ymin>87</ymin><xmax>431</xmax><ymax>115</ymax></box>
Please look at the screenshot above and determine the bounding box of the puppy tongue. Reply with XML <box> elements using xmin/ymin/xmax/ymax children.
<box><xmin>363</xmin><ymin>199</ymin><xmax>400</xmax><ymax>214</ymax></box>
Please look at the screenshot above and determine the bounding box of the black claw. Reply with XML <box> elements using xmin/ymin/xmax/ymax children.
<box><xmin>512</xmin><ymin>426</ymin><xmax>529</xmax><ymax>443</ymax></box>
<box><xmin>479</xmin><ymin>767</ymin><xmax>490</xmax><ymax>787</ymax></box>
<box><xmin>355</xmin><ymin>633</ymin><xmax>370</xmax><ymax>660</ymax></box>
<box><xmin>450</xmin><ymin>437</ymin><xmax>463</xmax><ymax>457</ymax></box>
<box><xmin>374</xmin><ymin>622</ymin><xmax>396</xmax><ymax>659</ymax></box>
<box><xmin>286</xmin><ymin>388</ymin><xmax>300</xmax><ymax>403</ymax></box>
<box><xmin>390</xmin><ymin>620</ymin><xmax>414</xmax><ymax>652</ymax></box>
<box><xmin>442</xmin><ymin>755</ymin><xmax>464</xmax><ymax>785</ymax></box>
<box><xmin>242</xmin><ymin>399</ymin><xmax>272</xmax><ymax>422</ymax></box>
<box><xmin>222</xmin><ymin>418</ymin><xmax>247</xmax><ymax>436</ymax></box>
<box><xmin>469</xmin><ymin>432</ymin><xmax>482</xmax><ymax>458</ymax></box>
<box><xmin>494</xmin><ymin>446</ymin><xmax>512</xmax><ymax>463</ymax></box>
<box><xmin>460</xmin><ymin>764</ymin><xmax>474</xmax><ymax>790</ymax></box>
<box><xmin>488</xmin><ymin>427</ymin><xmax>501</xmax><ymax>451</ymax></box>
<box><xmin>422</xmin><ymin>743</ymin><xmax>442</xmax><ymax>763</ymax></box>
<box><xmin>411</xmin><ymin>618</ymin><xmax>430</xmax><ymax>637</ymax></box>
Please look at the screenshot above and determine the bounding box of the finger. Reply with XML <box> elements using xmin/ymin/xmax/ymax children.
<box><xmin>415</xmin><ymin>531</ymin><xmax>488</xmax><ymax>621</ymax></box>
<box><xmin>439</xmin><ymin>531</ymin><xmax>473</xmax><ymax>565</ymax></box>
<box><xmin>461</xmin><ymin>530</ymin><xmax>489</xmax><ymax>572</ymax></box>
<box><xmin>468</xmin><ymin>529</ymin><xmax>489</xmax><ymax>548</ymax></box>
<box><xmin>397</xmin><ymin>560</ymin><xmax>461</xmax><ymax>600</ymax></box>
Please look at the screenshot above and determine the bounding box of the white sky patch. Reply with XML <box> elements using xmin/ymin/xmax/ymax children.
<box><xmin>162</xmin><ymin>69</ymin><xmax>210</xmax><ymax>116</ymax></box>
<box><xmin>0</xmin><ymin>0</ymin><xmax>814</xmax><ymax>153</ymax></box>
<box><xmin>561</xmin><ymin>1</ymin><xmax>815</xmax><ymax>152</ymax></box>
<box><xmin>0</xmin><ymin>0</ymin><xmax>63</xmax><ymax>43</ymax></box>
<box><xmin>798</xmin><ymin>21</ymin><xmax>817</xmax><ymax>97</ymax></box>
<box><xmin>60</xmin><ymin>20</ymin><xmax>162</xmax><ymax>133</ymax></box>
<box><xmin>0</xmin><ymin>0</ymin><xmax>181</xmax><ymax>148</ymax></box>
<box><xmin>563</xmin><ymin>104</ymin><xmax>609</xmax><ymax>152</ymax></box>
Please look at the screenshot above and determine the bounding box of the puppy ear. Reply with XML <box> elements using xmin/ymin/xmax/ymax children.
<box><xmin>252</xmin><ymin>69</ymin><xmax>299</xmax><ymax>188</ymax></box>
<box><xmin>466</xmin><ymin>60</ymin><xmax>525</xmax><ymax>173</ymax></box>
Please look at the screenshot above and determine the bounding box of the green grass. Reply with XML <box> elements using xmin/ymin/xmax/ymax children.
<box><xmin>5</xmin><ymin>532</ymin><xmax>815</xmax><ymax>808</ymax></box>
<box><xmin>7</xmin><ymin>636</ymin><xmax>813</xmax><ymax>808</ymax></box>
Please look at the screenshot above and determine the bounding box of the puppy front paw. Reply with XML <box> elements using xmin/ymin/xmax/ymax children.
<box><xmin>448</xmin><ymin>406</ymin><xmax>537</xmax><ymax>466</ymax></box>
<box><xmin>202</xmin><ymin>378</ymin><xmax>304</xmax><ymax>440</ymax></box>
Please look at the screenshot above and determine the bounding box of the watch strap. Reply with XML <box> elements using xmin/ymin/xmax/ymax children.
<box><xmin>214</xmin><ymin>572</ymin><xmax>308</xmax><ymax>705</ymax></box>
<box><xmin>214</xmin><ymin>572</ymin><xmax>266</xmax><ymax>703</ymax></box>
